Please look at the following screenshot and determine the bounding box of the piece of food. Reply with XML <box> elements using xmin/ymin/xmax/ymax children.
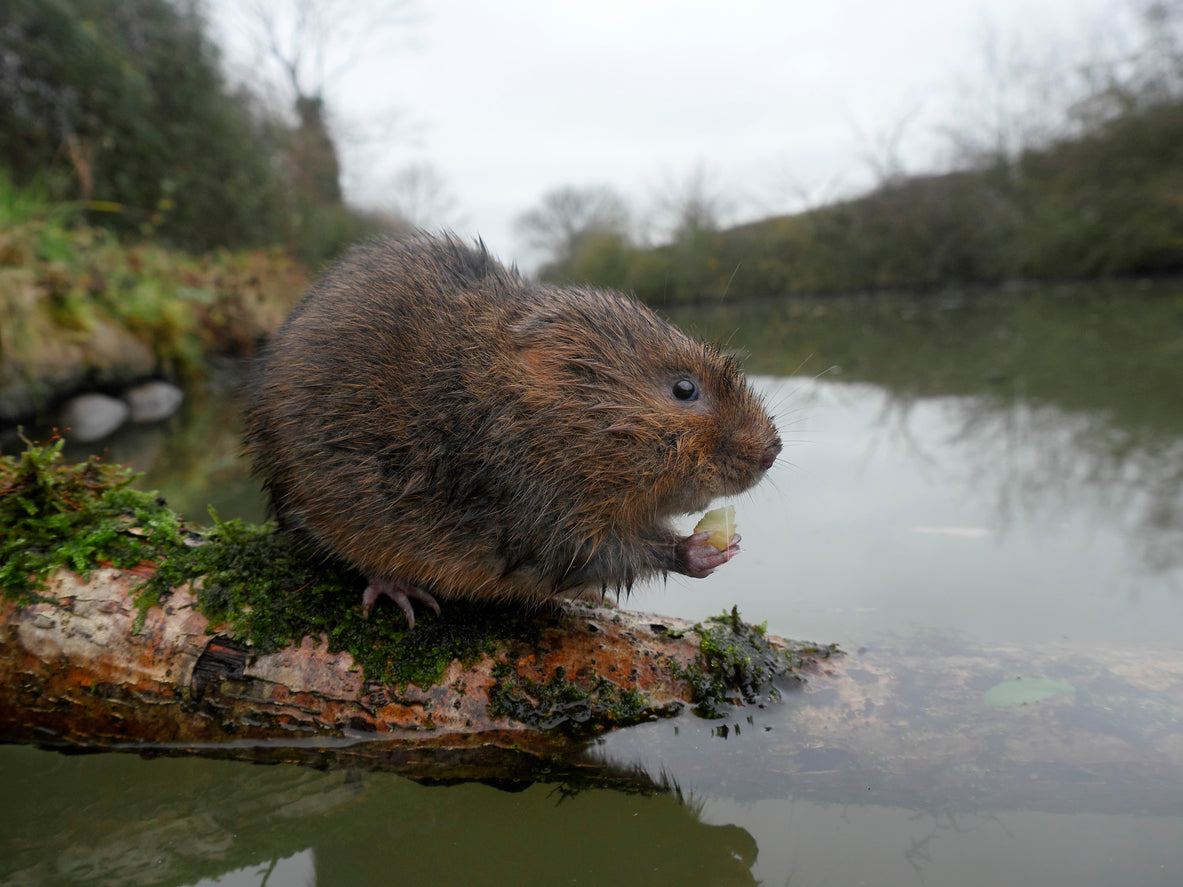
<box><xmin>693</xmin><ymin>505</ymin><xmax>736</xmax><ymax>551</ymax></box>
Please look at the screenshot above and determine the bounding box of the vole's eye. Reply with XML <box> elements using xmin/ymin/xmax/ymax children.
<box><xmin>672</xmin><ymin>378</ymin><xmax>699</xmax><ymax>401</ymax></box>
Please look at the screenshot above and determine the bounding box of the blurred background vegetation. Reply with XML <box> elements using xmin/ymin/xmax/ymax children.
<box><xmin>1</xmin><ymin>0</ymin><xmax>1181</xmax><ymax>421</ymax></box>
<box><xmin>528</xmin><ymin>1</ymin><xmax>1183</xmax><ymax>301</ymax></box>
<box><xmin>0</xmin><ymin>0</ymin><xmax>404</xmax><ymax>417</ymax></box>
<box><xmin>0</xmin><ymin>0</ymin><xmax>400</xmax><ymax>265</ymax></box>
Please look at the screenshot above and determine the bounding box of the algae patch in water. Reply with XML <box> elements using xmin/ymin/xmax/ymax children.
<box><xmin>484</xmin><ymin>604</ymin><xmax>831</xmax><ymax>733</ymax></box>
<box><xmin>982</xmin><ymin>677</ymin><xmax>1076</xmax><ymax>707</ymax></box>
<box><xmin>488</xmin><ymin>660</ymin><xmax>678</xmax><ymax>735</ymax></box>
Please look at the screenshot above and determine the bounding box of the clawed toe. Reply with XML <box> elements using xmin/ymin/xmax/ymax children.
<box><xmin>362</xmin><ymin>578</ymin><xmax>440</xmax><ymax>628</ymax></box>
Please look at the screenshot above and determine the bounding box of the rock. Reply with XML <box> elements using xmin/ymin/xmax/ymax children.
<box><xmin>125</xmin><ymin>381</ymin><xmax>184</xmax><ymax>423</ymax></box>
<box><xmin>59</xmin><ymin>394</ymin><xmax>130</xmax><ymax>442</ymax></box>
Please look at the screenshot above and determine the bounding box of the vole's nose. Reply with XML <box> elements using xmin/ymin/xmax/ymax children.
<box><xmin>759</xmin><ymin>435</ymin><xmax>782</xmax><ymax>471</ymax></box>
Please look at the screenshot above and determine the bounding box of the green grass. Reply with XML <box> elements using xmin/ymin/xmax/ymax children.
<box><xmin>0</xmin><ymin>173</ymin><xmax>307</xmax><ymax>412</ymax></box>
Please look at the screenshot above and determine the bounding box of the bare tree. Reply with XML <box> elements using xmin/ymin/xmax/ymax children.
<box><xmin>236</xmin><ymin>0</ymin><xmax>415</xmax><ymax>104</ymax></box>
<box><xmin>759</xmin><ymin>161</ymin><xmax>852</xmax><ymax>219</ymax></box>
<box><xmin>936</xmin><ymin>0</ymin><xmax>1183</xmax><ymax>172</ymax></box>
<box><xmin>649</xmin><ymin>164</ymin><xmax>735</xmax><ymax>242</ymax></box>
<box><xmin>1139</xmin><ymin>0</ymin><xmax>1183</xmax><ymax>93</ymax></box>
<box><xmin>223</xmin><ymin>0</ymin><xmax>417</xmax><ymax>208</ymax></box>
<box><xmin>1072</xmin><ymin>0</ymin><xmax>1183</xmax><ymax>121</ymax></box>
<box><xmin>514</xmin><ymin>185</ymin><xmax>631</xmax><ymax>267</ymax></box>
<box><xmin>848</xmin><ymin>100</ymin><xmax>925</xmax><ymax>186</ymax></box>
<box><xmin>940</xmin><ymin>20</ymin><xmax>1054</xmax><ymax>167</ymax></box>
<box><xmin>938</xmin><ymin>9</ymin><xmax>1142</xmax><ymax>169</ymax></box>
<box><xmin>383</xmin><ymin>161</ymin><xmax>463</xmax><ymax>228</ymax></box>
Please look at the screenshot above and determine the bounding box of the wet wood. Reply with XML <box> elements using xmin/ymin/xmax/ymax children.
<box><xmin>3</xmin><ymin>566</ymin><xmax>1180</xmax><ymax>812</ymax></box>
<box><xmin>597</xmin><ymin>634</ymin><xmax>1183</xmax><ymax>816</ymax></box>
<box><xmin>0</xmin><ymin>566</ymin><xmax>825</xmax><ymax>775</ymax></box>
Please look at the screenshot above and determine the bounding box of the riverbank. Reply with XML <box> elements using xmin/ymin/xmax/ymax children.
<box><xmin>0</xmin><ymin>198</ymin><xmax>306</xmax><ymax>424</ymax></box>
<box><xmin>538</xmin><ymin>95</ymin><xmax>1183</xmax><ymax>302</ymax></box>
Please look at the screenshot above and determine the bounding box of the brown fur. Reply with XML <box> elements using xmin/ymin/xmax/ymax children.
<box><xmin>243</xmin><ymin>233</ymin><xmax>781</xmax><ymax>606</ymax></box>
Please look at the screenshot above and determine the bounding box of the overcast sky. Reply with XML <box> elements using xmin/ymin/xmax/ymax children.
<box><xmin>211</xmin><ymin>0</ymin><xmax>1123</xmax><ymax>267</ymax></box>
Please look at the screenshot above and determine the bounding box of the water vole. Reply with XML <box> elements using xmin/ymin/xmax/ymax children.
<box><xmin>244</xmin><ymin>234</ymin><xmax>781</xmax><ymax>625</ymax></box>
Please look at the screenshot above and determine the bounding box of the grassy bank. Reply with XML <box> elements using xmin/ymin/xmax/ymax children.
<box><xmin>546</xmin><ymin>93</ymin><xmax>1183</xmax><ymax>304</ymax></box>
<box><xmin>0</xmin><ymin>177</ymin><xmax>308</xmax><ymax>421</ymax></box>
<box><xmin>539</xmin><ymin>2</ymin><xmax>1183</xmax><ymax>303</ymax></box>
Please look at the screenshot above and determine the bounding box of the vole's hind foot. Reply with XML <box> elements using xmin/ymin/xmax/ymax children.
<box><xmin>675</xmin><ymin>531</ymin><xmax>742</xmax><ymax>578</ymax></box>
<box><xmin>362</xmin><ymin>577</ymin><xmax>441</xmax><ymax>628</ymax></box>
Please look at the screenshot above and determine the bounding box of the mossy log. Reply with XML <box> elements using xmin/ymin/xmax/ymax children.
<box><xmin>0</xmin><ymin>441</ymin><xmax>836</xmax><ymax>782</ymax></box>
<box><xmin>4</xmin><ymin>565</ymin><xmax>1183</xmax><ymax>812</ymax></box>
<box><xmin>0</xmin><ymin>565</ymin><xmax>834</xmax><ymax>780</ymax></box>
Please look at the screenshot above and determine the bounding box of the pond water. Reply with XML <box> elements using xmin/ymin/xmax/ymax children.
<box><xmin>3</xmin><ymin>285</ymin><xmax>1182</xmax><ymax>886</ymax></box>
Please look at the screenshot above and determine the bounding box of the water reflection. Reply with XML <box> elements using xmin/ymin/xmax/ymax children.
<box><xmin>939</xmin><ymin>396</ymin><xmax>1183</xmax><ymax>576</ymax></box>
<box><xmin>668</xmin><ymin>287</ymin><xmax>1183</xmax><ymax>582</ymax></box>
<box><xmin>702</xmin><ymin>798</ymin><xmax>1183</xmax><ymax>887</ymax></box>
<box><xmin>5</xmin><ymin>378</ymin><xmax>268</xmax><ymax>525</ymax></box>
<box><xmin>0</xmin><ymin>745</ymin><xmax>759</xmax><ymax>887</ymax></box>
<box><xmin>3</xmin><ymin>288</ymin><xmax>1182</xmax><ymax>887</ymax></box>
<box><xmin>858</xmin><ymin>381</ymin><xmax>1183</xmax><ymax>578</ymax></box>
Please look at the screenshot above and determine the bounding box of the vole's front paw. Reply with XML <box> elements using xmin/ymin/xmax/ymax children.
<box><xmin>362</xmin><ymin>577</ymin><xmax>441</xmax><ymax>628</ymax></box>
<box><xmin>675</xmin><ymin>531</ymin><xmax>742</xmax><ymax>578</ymax></box>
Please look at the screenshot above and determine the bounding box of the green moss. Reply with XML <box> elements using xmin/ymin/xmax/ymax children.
<box><xmin>0</xmin><ymin>183</ymin><xmax>309</xmax><ymax>412</ymax></box>
<box><xmin>485</xmin><ymin>608</ymin><xmax>825</xmax><ymax>731</ymax></box>
<box><xmin>1</xmin><ymin>441</ymin><xmax>541</xmax><ymax>691</ymax></box>
<box><xmin>140</xmin><ymin>510</ymin><xmax>544</xmax><ymax>690</ymax></box>
<box><xmin>672</xmin><ymin>606</ymin><xmax>841</xmax><ymax>719</ymax></box>
<box><xmin>2</xmin><ymin>442</ymin><xmax>839</xmax><ymax>714</ymax></box>
<box><xmin>0</xmin><ymin>437</ymin><xmax>186</xmax><ymax>601</ymax></box>
<box><xmin>489</xmin><ymin>660</ymin><xmax>676</xmax><ymax>735</ymax></box>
